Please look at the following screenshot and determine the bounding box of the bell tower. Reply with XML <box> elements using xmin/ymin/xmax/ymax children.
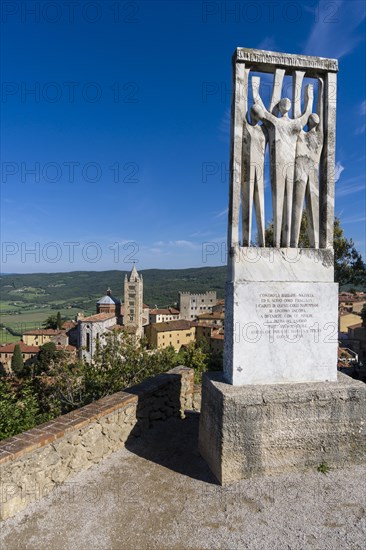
<box><xmin>124</xmin><ymin>264</ymin><xmax>143</xmax><ymax>337</ymax></box>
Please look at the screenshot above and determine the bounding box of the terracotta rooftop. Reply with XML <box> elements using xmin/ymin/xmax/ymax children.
<box><xmin>61</xmin><ymin>321</ymin><xmax>77</xmax><ymax>330</ymax></box>
<box><xmin>149</xmin><ymin>308</ymin><xmax>180</xmax><ymax>315</ymax></box>
<box><xmin>211</xmin><ymin>334</ymin><xmax>224</xmax><ymax>340</ymax></box>
<box><xmin>150</xmin><ymin>320</ymin><xmax>193</xmax><ymax>332</ymax></box>
<box><xmin>22</xmin><ymin>329</ymin><xmax>63</xmax><ymax>335</ymax></box>
<box><xmin>0</xmin><ymin>341</ymin><xmax>40</xmax><ymax>353</ymax></box>
<box><xmin>55</xmin><ymin>344</ymin><xmax>78</xmax><ymax>352</ymax></box>
<box><xmin>197</xmin><ymin>312</ymin><xmax>225</xmax><ymax>319</ymax></box>
<box><xmin>79</xmin><ymin>313</ymin><xmax>116</xmax><ymax>323</ymax></box>
<box><xmin>192</xmin><ymin>322</ymin><xmax>215</xmax><ymax>329</ymax></box>
<box><xmin>107</xmin><ymin>325</ymin><xmax>126</xmax><ymax>331</ymax></box>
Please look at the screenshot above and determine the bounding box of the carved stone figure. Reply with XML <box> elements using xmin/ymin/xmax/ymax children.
<box><xmin>254</xmin><ymin>81</ymin><xmax>314</xmax><ymax>247</ymax></box>
<box><xmin>241</xmin><ymin>103</ymin><xmax>267</xmax><ymax>246</ymax></box>
<box><xmin>291</xmin><ymin>78</ymin><xmax>324</xmax><ymax>248</ymax></box>
<box><xmin>227</xmin><ymin>49</ymin><xmax>337</xmax><ymax>250</ymax></box>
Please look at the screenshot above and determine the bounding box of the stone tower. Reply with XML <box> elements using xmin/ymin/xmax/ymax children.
<box><xmin>124</xmin><ymin>264</ymin><xmax>143</xmax><ymax>337</ymax></box>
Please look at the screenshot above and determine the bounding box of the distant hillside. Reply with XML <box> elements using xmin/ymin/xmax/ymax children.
<box><xmin>0</xmin><ymin>267</ymin><xmax>227</xmax><ymax>311</ymax></box>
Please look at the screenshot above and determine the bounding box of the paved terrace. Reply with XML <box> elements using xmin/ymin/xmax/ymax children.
<box><xmin>1</xmin><ymin>412</ymin><xmax>365</xmax><ymax>550</ymax></box>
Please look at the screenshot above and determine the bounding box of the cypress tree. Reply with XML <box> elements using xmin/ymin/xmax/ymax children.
<box><xmin>11</xmin><ymin>344</ymin><xmax>24</xmax><ymax>376</ymax></box>
<box><xmin>56</xmin><ymin>311</ymin><xmax>62</xmax><ymax>330</ymax></box>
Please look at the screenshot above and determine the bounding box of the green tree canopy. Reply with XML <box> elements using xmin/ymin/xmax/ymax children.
<box><xmin>33</xmin><ymin>342</ymin><xmax>59</xmax><ymax>375</ymax></box>
<box><xmin>11</xmin><ymin>344</ymin><xmax>24</xmax><ymax>376</ymax></box>
<box><xmin>262</xmin><ymin>216</ymin><xmax>366</xmax><ymax>287</ymax></box>
<box><xmin>42</xmin><ymin>312</ymin><xmax>63</xmax><ymax>330</ymax></box>
<box><xmin>42</xmin><ymin>314</ymin><xmax>58</xmax><ymax>330</ymax></box>
<box><xmin>0</xmin><ymin>379</ymin><xmax>51</xmax><ymax>439</ymax></box>
<box><xmin>361</xmin><ymin>304</ymin><xmax>366</xmax><ymax>328</ymax></box>
<box><xmin>56</xmin><ymin>311</ymin><xmax>62</xmax><ymax>329</ymax></box>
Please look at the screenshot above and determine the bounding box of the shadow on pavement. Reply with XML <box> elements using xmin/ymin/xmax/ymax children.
<box><xmin>125</xmin><ymin>411</ymin><xmax>218</xmax><ymax>485</ymax></box>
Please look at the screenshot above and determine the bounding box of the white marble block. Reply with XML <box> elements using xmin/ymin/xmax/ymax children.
<box><xmin>224</xmin><ymin>247</ymin><xmax>338</xmax><ymax>385</ymax></box>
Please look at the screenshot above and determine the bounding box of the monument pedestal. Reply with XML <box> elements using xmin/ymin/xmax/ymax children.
<box><xmin>224</xmin><ymin>248</ymin><xmax>338</xmax><ymax>385</ymax></box>
<box><xmin>199</xmin><ymin>372</ymin><xmax>366</xmax><ymax>484</ymax></box>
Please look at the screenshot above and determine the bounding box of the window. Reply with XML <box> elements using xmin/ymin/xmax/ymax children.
<box><xmin>86</xmin><ymin>333</ymin><xmax>91</xmax><ymax>352</ymax></box>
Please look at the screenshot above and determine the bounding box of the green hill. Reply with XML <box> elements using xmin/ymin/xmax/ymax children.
<box><xmin>0</xmin><ymin>267</ymin><xmax>227</xmax><ymax>312</ymax></box>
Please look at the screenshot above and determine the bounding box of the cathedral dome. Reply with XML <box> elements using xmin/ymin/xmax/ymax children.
<box><xmin>97</xmin><ymin>288</ymin><xmax>121</xmax><ymax>305</ymax></box>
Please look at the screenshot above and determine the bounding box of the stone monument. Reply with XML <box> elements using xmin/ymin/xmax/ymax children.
<box><xmin>199</xmin><ymin>48</ymin><xmax>366</xmax><ymax>483</ymax></box>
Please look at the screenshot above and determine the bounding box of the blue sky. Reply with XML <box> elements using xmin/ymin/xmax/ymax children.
<box><xmin>1</xmin><ymin>0</ymin><xmax>365</xmax><ymax>273</ymax></box>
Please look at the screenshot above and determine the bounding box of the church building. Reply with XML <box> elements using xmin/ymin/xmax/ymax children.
<box><xmin>78</xmin><ymin>266</ymin><xmax>146</xmax><ymax>361</ymax></box>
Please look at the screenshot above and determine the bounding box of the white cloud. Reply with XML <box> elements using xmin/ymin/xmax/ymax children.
<box><xmin>256</xmin><ymin>37</ymin><xmax>276</xmax><ymax>51</ymax></box>
<box><xmin>361</xmin><ymin>100</ymin><xmax>366</xmax><ymax>115</ymax></box>
<box><xmin>336</xmin><ymin>177</ymin><xmax>365</xmax><ymax>197</ymax></box>
<box><xmin>303</xmin><ymin>0</ymin><xmax>366</xmax><ymax>58</ymax></box>
<box><xmin>355</xmin><ymin>124</ymin><xmax>366</xmax><ymax>135</ymax></box>
<box><xmin>218</xmin><ymin>107</ymin><xmax>231</xmax><ymax>142</ymax></box>
<box><xmin>341</xmin><ymin>215</ymin><xmax>366</xmax><ymax>224</ymax></box>
<box><xmin>335</xmin><ymin>161</ymin><xmax>345</xmax><ymax>183</ymax></box>
<box><xmin>215</xmin><ymin>208</ymin><xmax>228</xmax><ymax>218</ymax></box>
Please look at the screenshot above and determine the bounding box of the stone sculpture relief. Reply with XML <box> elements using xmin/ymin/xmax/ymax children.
<box><xmin>229</xmin><ymin>50</ymin><xmax>336</xmax><ymax>250</ymax></box>
<box><xmin>291</xmin><ymin>78</ymin><xmax>324</xmax><ymax>248</ymax></box>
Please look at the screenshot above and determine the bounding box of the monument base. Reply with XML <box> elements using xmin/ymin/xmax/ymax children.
<box><xmin>224</xmin><ymin>248</ymin><xmax>338</xmax><ymax>385</ymax></box>
<box><xmin>198</xmin><ymin>372</ymin><xmax>366</xmax><ymax>484</ymax></box>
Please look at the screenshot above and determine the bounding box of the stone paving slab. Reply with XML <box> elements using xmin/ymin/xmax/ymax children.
<box><xmin>1</xmin><ymin>413</ymin><xmax>365</xmax><ymax>550</ymax></box>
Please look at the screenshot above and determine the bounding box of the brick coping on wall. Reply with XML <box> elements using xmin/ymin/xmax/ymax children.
<box><xmin>0</xmin><ymin>366</ymin><xmax>195</xmax><ymax>467</ymax></box>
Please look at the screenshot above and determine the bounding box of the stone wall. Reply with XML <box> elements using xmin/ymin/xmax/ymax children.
<box><xmin>0</xmin><ymin>366</ymin><xmax>194</xmax><ymax>520</ymax></box>
<box><xmin>192</xmin><ymin>383</ymin><xmax>202</xmax><ymax>411</ymax></box>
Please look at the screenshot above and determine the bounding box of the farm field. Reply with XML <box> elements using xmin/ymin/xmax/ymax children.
<box><xmin>0</xmin><ymin>306</ymin><xmax>90</xmax><ymax>345</ymax></box>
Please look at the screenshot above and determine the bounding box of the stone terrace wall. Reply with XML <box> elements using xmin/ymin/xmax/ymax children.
<box><xmin>0</xmin><ymin>366</ymin><xmax>194</xmax><ymax>520</ymax></box>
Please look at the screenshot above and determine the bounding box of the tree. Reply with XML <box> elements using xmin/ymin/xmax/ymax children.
<box><xmin>11</xmin><ymin>344</ymin><xmax>24</xmax><ymax>376</ymax></box>
<box><xmin>333</xmin><ymin>218</ymin><xmax>366</xmax><ymax>287</ymax></box>
<box><xmin>262</xmin><ymin>216</ymin><xmax>366</xmax><ymax>287</ymax></box>
<box><xmin>56</xmin><ymin>311</ymin><xmax>62</xmax><ymax>330</ymax></box>
<box><xmin>179</xmin><ymin>341</ymin><xmax>209</xmax><ymax>383</ymax></box>
<box><xmin>34</xmin><ymin>342</ymin><xmax>59</xmax><ymax>375</ymax></box>
<box><xmin>42</xmin><ymin>314</ymin><xmax>58</xmax><ymax>330</ymax></box>
<box><xmin>0</xmin><ymin>379</ymin><xmax>51</xmax><ymax>440</ymax></box>
<box><xmin>361</xmin><ymin>304</ymin><xmax>366</xmax><ymax>328</ymax></box>
<box><xmin>83</xmin><ymin>331</ymin><xmax>176</xmax><ymax>401</ymax></box>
